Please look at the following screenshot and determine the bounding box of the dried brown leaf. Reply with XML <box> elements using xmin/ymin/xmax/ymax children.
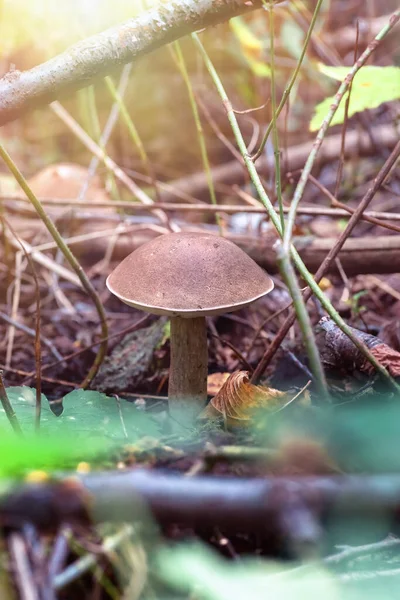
<box><xmin>207</xmin><ymin>372</ymin><xmax>230</xmax><ymax>396</ymax></box>
<box><xmin>200</xmin><ymin>371</ymin><xmax>292</xmax><ymax>428</ymax></box>
<box><xmin>363</xmin><ymin>343</ymin><xmax>400</xmax><ymax>378</ymax></box>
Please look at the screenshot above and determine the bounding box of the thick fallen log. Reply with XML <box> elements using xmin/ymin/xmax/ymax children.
<box><xmin>78</xmin><ymin>229</ymin><xmax>400</xmax><ymax>277</ymax></box>
<box><xmin>161</xmin><ymin>124</ymin><xmax>399</xmax><ymax>202</ymax></box>
<box><xmin>236</xmin><ymin>234</ymin><xmax>400</xmax><ymax>277</ymax></box>
<box><xmin>5</xmin><ymin>212</ymin><xmax>400</xmax><ymax>277</ymax></box>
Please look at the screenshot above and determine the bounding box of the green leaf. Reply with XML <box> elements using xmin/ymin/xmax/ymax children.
<box><xmin>4</xmin><ymin>387</ymin><xmax>53</xmax><ymax>434</ymax></box>
<box><xmin>230</xmin><ymin>16</ymin><xmax>265</xmax><ymax>51</ymax></box>
<box><xmin>157</xmin><ymin>543</ymin><xmax>338</xmax><ymax>600</ymax></box>
<box><xmin>230</xmin><ymin>16</ymin><xmax>271</xmax><ymax>78</ymax></box>
<box><xmin>310</xmin><ymin>65</ymin><xmax>400</xmax><ymax>131</ymax></box>
<box><xmin>0</xmin><ymin>433</ymin><xmax>102</xmax><ymax>478</ymax></box>
<box><xmin>59</xmin><ymin>389</ymin><xmax>160</xmax><ymax>441</ymax></box>
<box><xmin>3</xmin><ymin>387</ymin><xmax>160</xmax><ymax>441</ymax></box>
<box><xmin>0</xmin><ymin>387</ymin><xmax>161</xmax><ymax>476</ymax></box>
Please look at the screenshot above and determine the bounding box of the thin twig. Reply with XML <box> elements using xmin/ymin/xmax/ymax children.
<box><xmin>283</xmin><ymin>9</ymin><xmax>400</xmax><ymax>251</ymax></box>
<box><xmin>0</xmin><ymin>364</ymin><xmax>76</xmax><ymax>389</ymax></box>
<box><xmin>6</xmin><ymin>195</ymin><xmax>400</xmax><ymax>222</ymax></box>
<box><xmin>0</xmin><ymin>370</ymin><xmax>23</xmax><ymax>435</ymax></box>
<box><xmin>53</xmin><ymin>526</ymin><xmax>134</xmax><ymax>591</ymax></box>
<box><xmin>252</xmin><ymin>139</ymin><xmax>400</xmax><ymax>382</ymax></box>
<box><xmin>172</xmin><ymin>41</ymin><xmax>222</xmax><ymax>232</ymax></box>
<box><xmin>253</xmin><ymin>0</ymin><xmax>325</xmax><ymax>160</ymax></box>
<box><xmin>9</xmin><ymin>533</ymin><xmax>39</xmax><ymax>600</ymax></box>
<box><xmin>0</xmin><ymin>144</ymin><xmax>108</xmax><ymax>389</ymax></box>
<box><xmin>79</xmin><ymin>64</ymin><xmax>132</xmax><ymax>201</ymax></box>
<box><xmin>105</xmin><ymin>75</ymin><xmax>161</xmax><ymax>204</ymax></box>
<box><xmin>0</xmin><ymin>311</ymin><xmax>63</xmax><ymax>362</ymax></box>
<box><xmin>276</xmin><ymin>246</ymin><xmax>328</xmax><ymax>398</ymax></box>
<box><xmin>192</xmin><ymin>32</ymin><xmax>400</xmax><ymax>392</ymax></box>
<box><xmin>0</xmin><ymin>0</ymin><xmax>268</xmax><ymax>126</ymax></box>
<box><xmin>209</xmin><ymin>332</ymin><xmax>253</xmax><ymax>373</ymax></box>
<box><xmin>3</xmin><ymin>217</ymin><xmax>43</xmax><ymax>430</ymax></box>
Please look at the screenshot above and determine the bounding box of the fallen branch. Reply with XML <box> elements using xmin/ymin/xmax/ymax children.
<box><xmin>82</xmin><ymin>228</ymin><xmax>400</xmax><ymax>277</ymax></box>
<box><xmin>6</xmin><ymin>214</ymin><xmax>400</xmax><ymax>276</ymax></box>
<box><xmin>2</xmin><ymin>471</ymin><xmax>400</xmax><ymax>545</ymax></box>
<box><xmin>161</xmin><ymin>124</ymin><xmax>399</xmax><ymax>202</ymax></box>
<box><xmin>241</xmin><ymin>234</ymin><xmax>400</xmax><ymax>277</ymax></box>
<box><xmin>0</xmin><ymin>0</ymin><xmax>264</xmax><ymax>126</ymax></box>
<box><xmin>4</xmin><ymin>196</ymin><xmax>400</xmax><ymax>223</ymax></box>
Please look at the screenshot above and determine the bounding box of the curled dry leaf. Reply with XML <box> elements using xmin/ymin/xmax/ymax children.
<box><xmin>200</xmin><ymin>371</ymin><xmax>301</xmax><ymax>427</ymax></box>
<box><xmin>207</xmin><ymin>372</ymin><xmax>230</xmax><ymax>396</ymax></box>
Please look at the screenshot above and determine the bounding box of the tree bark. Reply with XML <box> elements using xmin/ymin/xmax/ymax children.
<box><xmin>0</xmin><ymin>0</ymin><xmax>263</xmax><ymax>126</ymax></box>
<box><xmin>169</xmin><ymin>316</ymin><xmax>208</xmax><ymax>425</ymax></box>
<box><xmin>80</xmin><ymin>229</ymin><xmax>400</xmax><ymax>277</ymax></box>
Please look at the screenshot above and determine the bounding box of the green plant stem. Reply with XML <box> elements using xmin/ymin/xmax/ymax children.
<box><xmin>85</xmin><ymin>86</ymin><xmax>119</xmax><ymax>200</ymax></box>
<box><xmin>173</xmin><ymin>41</ymin><xmax>222</xmax><ymax>233</ymax></box>
<box><xmin>192</xmin><ymin>33</ymin><xmax>400</xmax><ymax>393</ymax></box>
<box><xmin>0</xmin><ymin>145</ymin><xmax>108</xmax><ymax>389</ymax></box>
<box><xmin>283</xmin><ymin>9</ymin><xmax>400</xmax><ymax>254</ymax></box>
<box><xmin>253</xmin><ymin>0</ymin><xmax>325</xmax><ymax>161</ymax></box>
<box><xmin>267</xmin><ymin>1</ymin><xmax>284</xmax><ymax>231</ymax></box>
<box><xmin>277</xmin><ymin>247</ymin><xmax>328</xmax><ymax>398</ymax></box>
<box><xmin>265</xmin><ymin>1</ymin><xmax>326</xmax><ymax>393</ymax></box>
<box><xmin>0</xmin><ymin>371</ymin><xmax>23</xmax><ymax>435</ymax></box>
<box><xmin>105</xmin><ymin>76</ymin><xmax>161</xmax><ymax>203</ymax></box>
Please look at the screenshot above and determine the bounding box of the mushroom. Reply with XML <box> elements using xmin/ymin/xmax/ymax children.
<box><xmin>106</xmin><ymin>232</ymin><xmax>274</xmax><ymax>425</ymax></box>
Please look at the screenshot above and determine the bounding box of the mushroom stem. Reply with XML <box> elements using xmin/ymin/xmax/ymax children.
<box><xmin>169</xmin><ymin>316</ymin><xmax>208</xmax><ymax>425</ymax></box>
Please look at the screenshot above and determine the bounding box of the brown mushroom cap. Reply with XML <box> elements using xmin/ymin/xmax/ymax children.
<box><xmin>106</xmin><ymin>232</ymin><xmax>274</xmax><ymax>317</ymax></box>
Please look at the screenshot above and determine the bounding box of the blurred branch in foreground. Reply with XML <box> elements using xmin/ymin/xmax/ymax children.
<box><xmin>0</xmin><ymin>0</ymin><xmax>265</xmax><ymax>126</ymax></box>
<box><xmin>3</xmin><ymin>471</ymin><xmax>400</xmax><ymax>551</ymax></box>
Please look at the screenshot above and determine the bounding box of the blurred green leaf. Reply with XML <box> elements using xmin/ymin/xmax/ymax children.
<box><xmin>59</xmin><ymin>388</ymin><xmax>160</xmax><ymax>441</ymax></box>
<box><xmin>4</xmin><ymin>387</ymin><xmax>53</xmax><ymax>434</ymax></box>
<box><xmin>310</xmin><ymin>65</ymin><xmax>400</xmax><ymax>131</ymax></box>
<box><xmin>0</xmin><ymin>432</ymin><xmax>102</xmax><ymax>478</ymax></box>
<box><xmin>281</xmin><ymin>20</ymin><xmax>305</xmax><ymax>59</ymax></box>
<box><xmin>157</xmin><ymin>543</ymin><xmax>338</xmax><ymax>600</ymax></box>
<box><xmin>4</xmin><ymin>387</ymin><xmax>160</xmax><ymax>441</ymax></box>
<box><xmin>230</xmin><ymin>16</ymin><xmax>265</xmax><ymax>51</ymax></box>
<box><xmin>230</xmin><ymin>16</ymin><xmax>271</xmax><ymax>78</ymax></box>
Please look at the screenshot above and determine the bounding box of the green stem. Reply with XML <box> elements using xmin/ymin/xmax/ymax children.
<box><xmin>267</xmin><ymin>1</ymin><xmax>284</xmax><ymax>231</ymax></box>
<box><xmin>85</xmin><ymin>85</ymin><xmax>119</xmax><ymax>200</ymax></box>
<box><xmin>283</xmin><ymin>8</ymin><xmax>400</xmax><ymax>254</ymax></box>
<box><xmin>192</xmin><ymin>33</ymin><xmax>400</xmax><ymax>393</ymax></box>
<box><xmin>277</xmin><ymin>246</ymin><xmax>328</xmax><ymax>398</ymax></box>
<box><xmin>0</xmin><ymin>145</ymin><xmax>108</xmax><ymax>389</ymax></box>
<box><xmin>253</xmin><ymin>0</ymin><xmax>325</xmax><ymax>161</ymax></box>
<box><xmin>105</xmin><ymin>76</ymin><xmax>161</xmax><ymax>202</ymax></box>
<box><xmin>0</xmin><ymin>370</ymin><xmax>23</xmax><ymax>435</ymax></box>
<box><xmin>173</xmin><ymin>41</ymin><xmax>222</xmax><ymax>234</ymax></box>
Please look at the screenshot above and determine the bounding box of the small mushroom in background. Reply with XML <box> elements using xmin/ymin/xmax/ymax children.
<box><xmin>106</xmin><ymin>232</ymin><xmax>274</xmax><ymax>427</ymax></box>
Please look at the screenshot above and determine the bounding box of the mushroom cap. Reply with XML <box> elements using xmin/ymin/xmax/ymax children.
<box><xmin>106</xmin><ymin>232</ymin><xmax>274</xmax><ymax>317</ymax></box>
